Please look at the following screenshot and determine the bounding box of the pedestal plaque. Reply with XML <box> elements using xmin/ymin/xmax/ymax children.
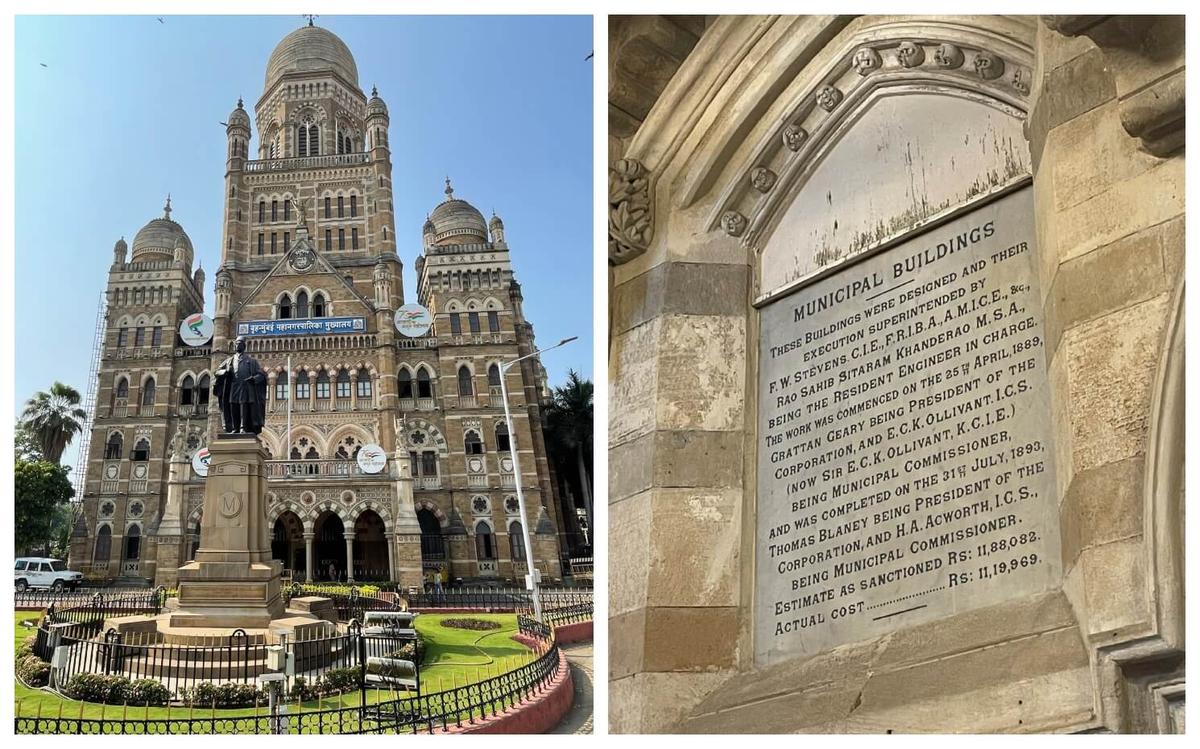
<box><xmin>174</xmin><ymin>434</ymin><xmax>284</xmax><ymax>628</ymax></box>
<box><xmin>755</xmin><ymin>187</ymin><xmax>1061</xmax><ymax>665</ymax></box>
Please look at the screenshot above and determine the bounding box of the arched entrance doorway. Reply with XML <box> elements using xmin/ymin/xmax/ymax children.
<box><xmin>313</xmin><ymin>511</ymin><xmax>346</xmax><ymax>582</ymax></box>
<box><xmin>353</xmin><ymin>510</ymin><xmax>389</xmax><ymax>581</ymax></box>
<box><xmin>272</xmin><ymin>511</ymin><xmax>305</xmax><ymax>579</ymax></box>
<box><xmin>418</xmin><ymin>508</ymin><xmax>446</xmax><ymax>579</ymax></box>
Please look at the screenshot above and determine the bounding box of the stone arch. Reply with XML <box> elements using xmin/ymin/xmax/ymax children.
<box><xmin>483</xmin><ymin>296</ymin><xmax>503</xmax><ymax>310</ymax></box>
<box><xmin>414</xmin><ymin>499</ymin><xmax>448</xmax><ymax>528</ymax></box>
<box><xmin>403</xmin><ymin>418</ymin><xmax>451</xmax><ymax>456</ymax></box>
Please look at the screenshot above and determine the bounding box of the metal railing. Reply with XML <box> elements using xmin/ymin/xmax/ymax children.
<box><xmin>404</xmin><ymin>587</ymin><xmax>592</xmax><ymax>613</ymax></box>
<box><xmin>18</xmin><ymin>611</ymin><xmax>563</xmax><ymax>735</ymax></box>
<box><xmin>243</xmin><ymin>152</ymin><xmax>370</xmax><ymax>172</ymax></box>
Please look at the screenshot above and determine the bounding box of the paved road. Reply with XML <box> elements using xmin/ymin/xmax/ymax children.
<box><xmin>551</xmin><ymin>641</ymin><xmax>593</xmax><ymax>734</ymax></box>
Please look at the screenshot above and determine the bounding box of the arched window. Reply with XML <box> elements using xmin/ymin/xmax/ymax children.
<box><xmin>117</xmin><ymin>327</ymin><xmax>128</xmax><ymax>347</ymax></box>
<box><xmin>335</xmin><ymin>445</ymin><xmax>349</xmax><ymax>459</ymax></box>
<box><xmin>308</xmin><ymin>123</ymin><xmax>319</xmax><ymax>156</ymax></box>
<box><xmin>115</xmin><ymin>377</ymin><xmax>129</xmax><ymax>398</ymax></box>
<box><xmin>104</xmin><ymin>433</ymin><xmax>123</xmax><ymax>460</ymax></box>
<box><xmin>141</xmin><ymin>378</ymin><xmax>156</xmax><ymax>407</ymax></box>
<box><xmin>296</xmin><ymin>370</ymin><xmax>311</xmax><ymax>399</ymax></box>
<box><xmin>464</xmin><ymin>430</ymin><xmax>483</xmax><ymax>455</ymax></box>
<box><xmin>124</xmin><ymin>525</ymin><xmax>141</xmax><ymax>561</ymax></box>
<box><xmin>398</xmin><ymin>369</ymin><xmax>413</xmax><ymax>399</ymax></box>
<box><xmin>290</xmin><ymin>446</ymin><xmax>302</xmax><ymax>460</ymax></box>
<box><xmin>336</xmin><ymin>369</ymin><xmax>351</xmax><ymax>398</ymax></box>
<box><xmin>296</xmin><ymin>290</ymin><xmax>309</xmax><ymax>318</ymax></box>
<box><xmin>356</xmin><ymin>367</ymin><xmax>372</xmax><ymax>398</ymax></box>
<box><xmin>496</xmin><ymin>423</ymin><xmax>511</xmax><ymax>453</ymax></box>
<box><xmin>509</xmin><ymin>521</ymin><xmax>525</xmax><ymax>561</ymax></box>
<box><xmin>457</xmin><ymin>366</ymin><xmax>473</xmax><ymax>396</ymax></box>
<box><xmin>417</xmin><ymin>367</ymin><xmax>433</xmax><ymax>398</ymax></box>
<box><xmin>196</xmin><ymin>375</ymin><xmax>210</xmax><ymax>406</ymax></box>
<box><xmin>315</xmin><ymin>370</ymin><xmax>330</xmax><ymax>399</ymax></box>
<box><xmin>180</xmin><ymin>375</ymin><xmax>195</xmax><ymax>406</ymax></box>
<box><xmin>474</xmin><ymin>521</ymin><xmax>495</xmax><ymax>560</ymax></box>
<box><xmin>275</xmin><ymin>371</ymin><xmax>289</xmax><ymax>401</ymax></box>
<box><xmin>258</xmin><ymin>201</ymin><xmax>265</xmax><ymax>223</ymax></box>
<box><xmin>313</xmin><ymin>293</ymin><xmax>326</xmax><ymax>318</ymax></box>
<box><xmin>487</xmin><ymin>364</ymin><xmax>502</xmax><ymax>388</ymax></box>
<box><xmin>279</xmin><ymin>293</ymin><xmax>292</xmax><ymax>319</ymax></box>
<box><xmin>94</xmin><ymin>526</ymin><xmax>112</xmax><ymax>562</ymax></box>
<box><xmin>131</xmin><ymin>438</ymin><xmax>150</xmax><ymax>462</ymax></box>
<box><xmin>298</xmin><ymin>118</ymin><xmax>319</xmax><ymax>157</ymax></box>
<box><xmin>304</xmin><ymin>446</ymin><xmax>319</xmax><ymax>460</ymax></box>
<box><xmin>468</xmin><ymin>312</ymin><xmax>481</xmax><ymax>334</ymax></box>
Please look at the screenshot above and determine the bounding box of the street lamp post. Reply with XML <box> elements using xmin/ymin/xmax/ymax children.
<box><xmin>498</xmin><ymin>335</ymin><xmax>577</xmax><ymax>622</ymax></box>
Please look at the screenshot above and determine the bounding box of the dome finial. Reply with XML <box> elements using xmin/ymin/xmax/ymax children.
<box><xmin>444</xmin><ymin>177</ymin><xmax>454</xmax><ymax>200</ymax></box>
<box><xmin>371</xmin><ymin>84</ymin><xmax>378</xmax><ymax>97</ymax></box>
<box><xmin>163</xmin><ymin>193</ymin><xmax>172</xmax><ymax>220</ymax></box>
<box><xmin>237</xmin><ymin>97</ymin><xmax>243</xmax><ymax>109</ymax></box>
<box><xmin>304</xmin><ymin>13</ymin><xmax>317</xmax><ymax>27</ymax></box>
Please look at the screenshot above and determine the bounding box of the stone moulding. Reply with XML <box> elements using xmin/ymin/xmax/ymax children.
<box><xmin>704</xmin><ymin>28</ymin><xmax>1034</xmax><ymax>249</ymax></box>
<box><xmin>609</xmin><ymin>158</ymin><xmax>654</xmax><ymax>265</ymax></box>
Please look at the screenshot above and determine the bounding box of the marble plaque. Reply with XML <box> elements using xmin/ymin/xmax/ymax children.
<box><xmin>755</xmin><ymin>187</ymin><xmax>1061</xmax><ymax>666</ymax></box>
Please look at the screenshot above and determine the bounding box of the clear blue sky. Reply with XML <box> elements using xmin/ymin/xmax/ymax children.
<box><xmin>15</xmin><ymin>14</ymin><xmax>594</xmax><ymax>471</ymax></box>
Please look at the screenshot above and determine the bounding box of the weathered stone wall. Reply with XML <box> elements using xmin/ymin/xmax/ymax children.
<box><xmin>609</xmin><ymin>14</ymin><xmax>1184</xmax><ymax>734</ymax></box>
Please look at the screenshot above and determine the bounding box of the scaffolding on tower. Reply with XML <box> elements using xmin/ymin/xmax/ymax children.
<box><xmin>71</xmin><ymin>291</ymin><xmax>107</xmax><ymax>503</ymax></box>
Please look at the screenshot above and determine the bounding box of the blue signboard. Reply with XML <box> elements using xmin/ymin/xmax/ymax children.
<box><xmin>236</xmin><ymin>316</ymin><xmax>367</xmax><ymax>337</ymax></box>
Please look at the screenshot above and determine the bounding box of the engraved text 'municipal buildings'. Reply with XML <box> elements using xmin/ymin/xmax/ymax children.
<box><xmin>71</xmin><ymin>23</ymin><xmax>575</xmax><ymax>589</ymax></box>
<box><xmin>609</xmin><ymin>15</ymin><xmax>1184</xmax><ymax>735</ymax></box>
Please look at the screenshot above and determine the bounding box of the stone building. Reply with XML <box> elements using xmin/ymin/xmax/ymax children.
<box><xmin>70</xmin><ymin>22</ymin><xmax>571</xmax><ymax>590</ymax></box>
<box><xmin>610</xmin><ymin>16</ymin><xmax>1184</xmax><ymax>733</ymax></box>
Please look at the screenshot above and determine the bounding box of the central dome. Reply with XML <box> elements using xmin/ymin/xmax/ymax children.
<box><xmin>265</xmin><ymin>25</ymin><xmax>359</xmax><ymax>91</ymax></box>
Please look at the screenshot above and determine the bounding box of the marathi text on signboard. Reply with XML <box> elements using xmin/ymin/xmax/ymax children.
<box><xmin>236</xmin><ymin>316</ymin><xmax>367</xmax><ymax>337</ymax></box>
<box><xmin>755</xmin><ymin>188</ymin><xmax>1060</xmax><ymax>665</ymax></box>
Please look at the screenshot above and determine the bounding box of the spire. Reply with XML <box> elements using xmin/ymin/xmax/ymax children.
<box><xmin>371</xmin><ymin>84</ymin><xmax>378</xmax><ymax>97</ymax></box>
<box><xmin>444</xmin><ymin>177</ymin><xmax>454</xmax><ymax>200</ymax></box>
<box><xmin>163</xmin><ymin>194</ymin><xmax>172</xmax><ymax>220</ymax></box>
<box><xmin>237</xmin><ymin>97</ymin><xmax>243</xmax><ymax>109</ymax></box>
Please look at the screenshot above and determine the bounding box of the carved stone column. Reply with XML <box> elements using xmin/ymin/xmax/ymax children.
<box><xmin>343</xmin><ymin>532</ymin><xmax>356</xmax><ymax>583</ymax></box>
<box><xmin>304</xmin><ymin>532</ymin><xmax>315</xmax><ymax>583</ymax></box>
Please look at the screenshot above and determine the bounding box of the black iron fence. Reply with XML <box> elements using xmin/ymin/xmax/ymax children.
<box><xmin>517</xmin><ymin>614</ymin><xmax>552</xmax><ymax>641</ymax></box>
<box><xmin>404</xmin><ymin>587</ymin><xmax>592</xmax><ymax>613</ymax></box>
<box><xmin>543</xmin><ymin>601</ymin><xmax>594</xmax><ymax>627</ymax></box>
<box><xmin>16</xmin><ymin>587</ymin><xmax>161</xmax><ymax>612</ymax></box>
<box><xmin>16</xmin><ymin>635</ymin><xmax>562</xmax><ymax>735</ymax></box>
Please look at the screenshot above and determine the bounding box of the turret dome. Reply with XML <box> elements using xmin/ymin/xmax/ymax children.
<box><xmin>131</xmin><ymin>197</ymin><xmax>193</xmax><ymax>261</ymax></box>
<box><xmin>427</xmin><ymin>179</ymin><xmax>488</xmax><ymax>245</ymax></box>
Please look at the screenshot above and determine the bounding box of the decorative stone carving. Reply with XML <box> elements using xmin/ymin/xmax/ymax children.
<box><xmin>750</xmin><ymin>167</ymin><xmax>777</xmax><ymax>193</ymax></box>
<box><xmin>721</xmin><ymin>211</ymin><xmax>746</xmax><ymax>237</ymax></box>
<box><xmin>816</xmin><ymin>85</ymin><xmax>843</xmax><ymax>112</ymax></box>
<box><xmin>852</xmin><ymin>47</ymin><xmax>882</xmax><ymax>75</ymax></box>
<box><xmin>896</xmin><ymin>41</ymin><xmax>925</xmax><ymax>68</ymax></box>
<box><xmin>934</xmin><ymin>43</ymin><xmax>965</xmax><ymax>69</ymax></box>
<box><xmin>1011</xmin><ymin>67</ymin><xmax>1032</xmax><ymax>95</ymax></box>
<box><xmin>972</xmin><ymin>51</ymin><xmax>1005</xmax><ymax>80</ymax></box>
<box><xmin>608</xmin><ymin>158</ymin><xmax>653</xmax><ymax>264</ymax></box>
<box><xmin>782</xmin><ymin>124</ymin><xmax>808</xmax><ymax>152</ymax></box>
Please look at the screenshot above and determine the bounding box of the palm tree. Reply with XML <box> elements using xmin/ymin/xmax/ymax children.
<box><xmin>544</xmin><ymin>371</ymin><xmax>593</xmax><ymax>548</ymax></box>
<box><xmin>21</xmin><ymin>382</ymin><xmax>87</xmax><ymax>464</ymax></box>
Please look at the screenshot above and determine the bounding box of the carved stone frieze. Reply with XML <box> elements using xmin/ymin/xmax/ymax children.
<box><xmin>782</xmin><ymin>124</ymin><xmax>808</xmax><ymax>152</ymax></box>
<box><xmin>934</xmin><ymin>43</ymin><xmax>964</xmax><ymax>69</ymax></box>
<box><xmin>852</xmin><ymin>47</ymin><xmax>882</xmax><ymax>75</ymax></box>
<box><xmin>750</xmin><ymin>167</ymin><xmax>777</xmax><ymax>193</ymax></box>
<box><xmin>609</xmin><ymin>158</ymin><xmax>653</xmax><ymax>264</ymax></box>
<box><xmin>721</xmin><ymin>211</ymin><xmax>746</xmax><ymax>237</ymax></box>
<box><xmin>896</xmin><ymin>41</ymin><xmax>925</xmax><ymax>68</ymax></box>
<box><xmin>815</xmin><ymin>85</ymin><xmax>843</xmax><ymax>112</ymax></box>
<box><xmin>972</xmin><ymin>51</ymin><xmax>1005</xmax><ymax>80</ymax></box>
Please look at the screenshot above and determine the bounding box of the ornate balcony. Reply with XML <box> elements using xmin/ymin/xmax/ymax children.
<box><xmin>243</xmin><ymin>152</ymin><xmax>370</xmax><ymax>173</ymax></box>
<box><xmin>266</xmin><ymin>459</ymin><xmax>386</xmax><ymax>480</ymax></box>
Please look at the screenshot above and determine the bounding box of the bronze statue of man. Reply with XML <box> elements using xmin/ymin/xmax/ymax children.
<box><xmin>214</xmin><ymin>336</ymin><xmax>267</xmax><ymax>434</ymax></box>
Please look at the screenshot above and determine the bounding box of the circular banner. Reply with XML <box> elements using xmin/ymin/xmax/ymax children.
<box><xmin>356</xmin><ymin>444</ymin><xmax>388</xmax><ymax>474</ymax></box>
<box><xmin>180</xmin><ymin>313</ymin><xmax>215</xmax><ymax>347</ymax></box>
<box><xmin>191</xmin><ymin>447</ymin><xmax>211</xmax><ymax>477</ymax></box>
<box><xmin>394</xmin><ymin>304</ymin><xmax>432</xmax><ymax>338</ymax></box>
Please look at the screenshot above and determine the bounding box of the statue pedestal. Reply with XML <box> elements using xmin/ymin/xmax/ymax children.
<box><xmin>173</xmin><ymin>434</ymin><xmax>284</xmax><ymax>628</ymax></box>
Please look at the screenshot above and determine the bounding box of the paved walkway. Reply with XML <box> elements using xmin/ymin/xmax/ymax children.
<box><xmin>551</xmin><ymin>641</ymin><xmax>593</xmax><ymax>734</ymax></box>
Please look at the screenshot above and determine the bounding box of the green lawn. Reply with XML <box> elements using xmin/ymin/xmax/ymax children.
<box><xmin>14</xmin><ymin>611</ymin><xmax>534</xmax><ymax>724</ymax></box>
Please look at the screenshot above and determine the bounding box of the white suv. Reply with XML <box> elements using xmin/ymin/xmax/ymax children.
<box><xmin>14</xmin><ymin>558</ymin><xmax>83</xmax><ymax>593</ymax></box>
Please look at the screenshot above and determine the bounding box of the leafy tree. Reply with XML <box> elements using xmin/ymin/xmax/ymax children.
<box><xmin>15</xmin><ymin>460</ymin><xmax>75</xmax><ymax>554</ymax></box>
<box><xmin>21</xmin><ymin>382</ymin><xmax>87</xmax><ymax>464</ymax></box>
<box><xmin>14</xmin><ymin>420</ymin><xmax>44</xmax><ymax>462</ymax></box>
<box><xmin>543</xmin><ymin>371</ymin><xmax>593</xmax><ymax>550</ymax></box>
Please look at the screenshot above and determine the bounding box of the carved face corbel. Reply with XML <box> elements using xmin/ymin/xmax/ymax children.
<box><xmin>896</xmin><ymin>41</ymin><xmax>926</xmax><ymax>68</ymax></box>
